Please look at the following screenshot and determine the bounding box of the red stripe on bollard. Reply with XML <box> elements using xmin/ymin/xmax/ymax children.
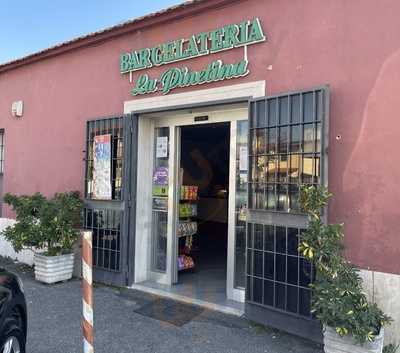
<box><xmin>82</xmin><ymin>230</ymin><xmax>94</xmax><ymax>353</ymax></box>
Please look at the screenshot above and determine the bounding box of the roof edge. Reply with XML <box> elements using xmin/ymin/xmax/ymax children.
<box><xmin>0</xmin><ymin>0</ymin><xmax>242</xmax><ymax>74</ymax></box>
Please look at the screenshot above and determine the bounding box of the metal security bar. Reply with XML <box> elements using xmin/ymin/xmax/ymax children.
<box><xmin>245</xmin><ymin>87</ymin><xmax>328</xmax><ymax>342</ymax></box>
<box><xmin>246</xmin><ymin>223</ymin><xmax>314</xmax><ymax>318</ymax></box>
<box><xmin>84</xmin><ymin>116</ymin><xmax>126</xmax><ymax>275</ymax></box>
<box><xmin>83</xmin><ymin>208</ymin><xmax>123</xmax><ymax>272</ymax></box>
<box><xmin>85</xmin><ymin>117</ymin><xmax>124</xmax><ymax>200</ymax></box>
<box><xmin>0</xmin><ymin>129</ymin><xmax>4</xmax><ymax>174</ymax></box>
<box><xmin>83</xmin><ymin>114</ymin><xmax>137</xmax><ymax>286</ymax></box>
<box><xmin>248</xmin><ymin>90</ymin><xmax>324</xmax><ymax>212</ymax></box>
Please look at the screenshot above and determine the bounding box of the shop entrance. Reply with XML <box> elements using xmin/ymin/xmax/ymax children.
<box><xmin>134</xmin><ymin>104</ymin><xmax>248</xmax><ymax>308</ymax></box>
<box><xmin>127</xmin><ymin>82</ymin><xmax>327</xmax><ymax>341</ymax></box>
<box><xmin>177</xmin><ymin>123</ymin><xmax>230</xmax><ymax>302</ymax></box>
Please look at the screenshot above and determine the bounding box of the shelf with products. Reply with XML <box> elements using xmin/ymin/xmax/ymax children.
<box><xmin>177</xmin><ymin>254</ymin><xmax>195</xmax><ymax>271</ymax></box>
<box><xmin>177</xmin><ymin>185</ymin><xmax>199</xmax><ymax>237</ymax></box>
<box><xmin>177</xmin><ymin>220</ymin><xmax>198</xmax><ymax>238</ymax></box>
<box><xmin>177</xmin><ymin>185</ymin><xmax>199</xmax><ymax>271</ymax></box>
<box><xmin>179</xmin><ymin>203</ymin><xmax>197</xmax><ymax>219</ymax></box>
<box><xmin>180</xmin><ymin>185</ymin><xmax>198</xmax><ymax>202</ymax></box>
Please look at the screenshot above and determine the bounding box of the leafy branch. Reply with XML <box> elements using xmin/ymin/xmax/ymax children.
<box><xmin>299</xmin><ymin>185</ymin><xmax>391</xmax><ymax>344</ymax></box>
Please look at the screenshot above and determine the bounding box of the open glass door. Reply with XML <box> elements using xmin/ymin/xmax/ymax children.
<box><xmin>245</xmin><ymin>87</ymin><xmax>329</xmax><ymax>343</ymax></box>
<box><xmin>227</xmin><ymin>119</ymin><xmax>248</xmax><ymax>302</ymax></box>
<box><xmin>150</xmin><ymin>123</ymin><xmax>178</xmax><ymax>285</ymax></box>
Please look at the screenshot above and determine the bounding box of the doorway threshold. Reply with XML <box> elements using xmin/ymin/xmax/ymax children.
<box><xmin>130</xmin><ymin>281</ymin><xmax>244</xmax><ymax>317</ymax></box>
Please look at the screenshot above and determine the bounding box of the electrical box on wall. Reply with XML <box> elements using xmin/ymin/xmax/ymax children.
<box><xmin>11</xmin><ymin>100</ymin><xmax>23</xmax><ymax>117</ymax></box>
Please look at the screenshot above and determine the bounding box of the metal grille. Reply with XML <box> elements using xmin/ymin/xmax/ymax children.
<box><xmin>245</xmin><ymin>88</ymin><xmax>328</xmax><ymax>331</ymax></box>
<box><xmin>85</xmin><ymin>117</ymin><xmax>124</xmax><ymax>200</ymax></box>
<box><xmin>0</xmin><ymin>129</ymin><xmax>4</xmax><ymax>174</ymax></box>
<box><xmin>246</xmin><ymin>223</ymin><xmax>314</xmax><ymax>318</ymax></box>
<box><xmin>249</xmin><ymin>90</ymin><xmax>324</xmax><ymax>212</ymax></box>
<box><xmin>84</xmin><ymin>207</ymin><xmax>123</xmax><ymax>271</ymax></box>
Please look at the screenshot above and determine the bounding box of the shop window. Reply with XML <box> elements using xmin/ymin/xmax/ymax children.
<box><xmin>248</xmin><ymin>91</ymin><xmax>323</xmax><ymax>212</ymax></box>
<box><xmin>85</xmin><ymin>118</ymin><xmax>124</xmax><ymax>200</ymax></box>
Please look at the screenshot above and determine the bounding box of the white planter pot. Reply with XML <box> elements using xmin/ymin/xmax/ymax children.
<box><xmin>323</xmin><ymin>326</ymin><xmax>384</xmax><ymax>353</ymax></box>
<box><xmin>34</xmin><ymin>253</ymin><xmax>75</xmax><ymax>284</ymax></box>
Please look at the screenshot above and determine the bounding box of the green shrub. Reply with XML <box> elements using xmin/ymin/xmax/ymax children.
<box><xmin>2</xmin><ymin>191</ymin><xmax>83</xmax><ymax>256</ymax></box>
<box><xmin>298</xmin><ymin>185</ymin><xmax>391</xmax><ymax>344</ymax></box>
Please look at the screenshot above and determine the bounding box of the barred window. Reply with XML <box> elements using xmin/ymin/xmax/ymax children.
<box><xmin>246</xmin><ymin>87</ymin><xmax>328</xmax><ymax>326</ymax></box>
<box><xmin>85</xmin><ymin>118</ymin><xmax>124</xmax><ymax>200</ymax></box>
<box><xmin>84</xmin><ymin>208</ymin><xmax>123</xmax><ymax>271</ymax></box>
<box><xmin>246</xmin><ymin>223</ymin><xmax>315</xmax><ymax>318</ymax></box>
<box><xmin>249</xmin><ymin>91</ymin><xmax>324</xmax><ymax>212</ymax></box>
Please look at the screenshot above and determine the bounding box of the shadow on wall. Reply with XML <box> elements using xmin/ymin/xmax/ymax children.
<box><xmin>342</xmin><ymin>48</ymin><xmax>400</xmax><ymax>272</ymax></box>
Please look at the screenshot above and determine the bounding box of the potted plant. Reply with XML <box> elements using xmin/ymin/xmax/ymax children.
<box><xmin>298</xmin><ymin>186</ymin><xmax>391</xmax><ymax>353</ymax></box>
<box><xmin>2</xmin><ymin>191</ymin><xmax>83</xmax><ymax>284</ymax></box>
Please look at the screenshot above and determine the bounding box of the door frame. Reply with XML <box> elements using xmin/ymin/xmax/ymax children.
<box><xmin>125</xmin><ymin>81</ymin><xmax>266</xmax><ymax>292</ymax></box>
<box><xmin>134</xmin><ymin>106</ymin><xmax>248</xmax><ymax>301</ymax></box>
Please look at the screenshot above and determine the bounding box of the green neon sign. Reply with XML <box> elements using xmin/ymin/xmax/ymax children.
<box><xmin>120</xmin><ymin>18</ymin><xmax>266</xmax><ymax>95</ymax></box>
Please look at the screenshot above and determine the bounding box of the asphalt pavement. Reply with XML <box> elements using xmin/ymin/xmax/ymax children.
<box><xmin>0</xmin><ymin>257</ymin><xmax>322</xmax><ymax>353</ymax></box>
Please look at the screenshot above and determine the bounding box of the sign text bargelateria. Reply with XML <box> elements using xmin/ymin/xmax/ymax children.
<box><xmin>120</xmin><ymin>18</ymin><xmax>265</xmax><ymax>74</ymax></box>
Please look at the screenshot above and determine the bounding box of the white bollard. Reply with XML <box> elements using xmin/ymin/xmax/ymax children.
<box><xmin>82</xmin><ymin>231</ymin><xmax>94</xmax><ymax>353</ymax></box>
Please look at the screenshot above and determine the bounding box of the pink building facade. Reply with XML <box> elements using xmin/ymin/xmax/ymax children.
<box><xmin>0</xmin><ymin>0</ymin><xmax>399</xmax><ymax>343</ymax></box>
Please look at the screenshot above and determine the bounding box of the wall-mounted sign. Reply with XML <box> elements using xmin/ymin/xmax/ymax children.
<box><xmin>92</xmin><ymin>134</ymin><xmax>112</xmax><ymax>200</ymax></box>
<box><xmin>120</xmin><ymin>18</ymin><xmax>266</xmax><ymax>96</ymax></box>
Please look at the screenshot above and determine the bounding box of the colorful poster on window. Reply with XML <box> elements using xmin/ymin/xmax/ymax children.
<box><xmin>93</xmin><ymin>134</ymin><xmax>112</xmax><ymax>200</ymax></box>
<box><xmin>153</xmin><ymin>166</ymin><xmax>169</xmax><ymax>185</ymax></box>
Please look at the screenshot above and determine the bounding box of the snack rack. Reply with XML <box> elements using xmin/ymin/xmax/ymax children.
<box><xmin>177</xmin><ymin>185</ymin><xmax>198</xmax><ymax>271</ymax></box>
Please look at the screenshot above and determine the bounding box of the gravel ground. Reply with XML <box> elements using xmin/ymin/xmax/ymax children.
<box><xmin>0</xmin><ymin>257</ymin><xmax>323</xmax><ymax>353</ymax></box>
